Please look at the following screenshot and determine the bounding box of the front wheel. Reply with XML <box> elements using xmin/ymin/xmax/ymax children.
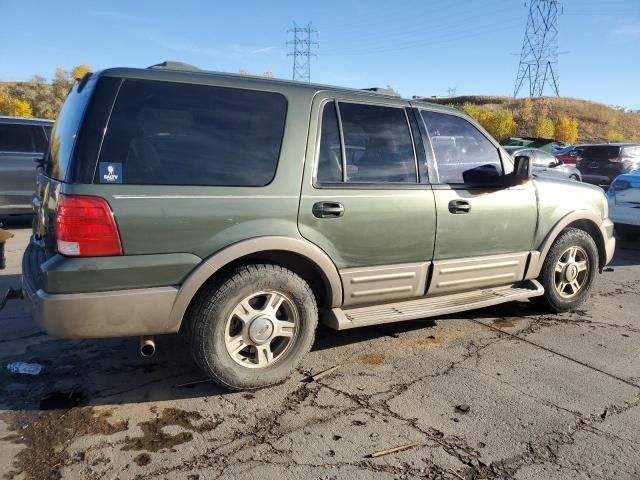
<box><xmin>569</xmin><ymin>174</ymin><xmax>580</xmax><ymax>181</ymax></box>
<box><xmin>189</xmin><ymin>264</ymin><xmax>318</xmax><ymax>390</ymax></box>
<box><xmin>535</xmin><ymin>228</ymin><xmax>598</xmax><ymax>313</ymax></box>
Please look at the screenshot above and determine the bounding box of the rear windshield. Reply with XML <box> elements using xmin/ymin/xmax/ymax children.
<box><xmin>0</xmin><ymin>123</ymin><xmax>48</xmax><ymax>152</ymax></box>
<box><xmin>96</xmin><ymin>79</ymin><xmax>287</xmax><ymax>187</ymax></box>
<box><xmin>45</xmin><ymin>77</ymin><xmax>97</xmax><ymax>180</ymax></box>
<box><xmin>580</xmin><ymin>145</ymin><xmax>622</xmax><ymax>159</ymax></box>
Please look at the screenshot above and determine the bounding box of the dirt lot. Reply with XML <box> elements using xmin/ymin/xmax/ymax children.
<box><xmin>1</xmin><ymin>216</ymin><xmax>639</xmax><ymax>480</ymax></box>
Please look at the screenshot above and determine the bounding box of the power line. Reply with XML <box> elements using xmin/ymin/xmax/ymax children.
<box><xmin>513</xmin><ymin>0</ymin><xmax>562</xmax><ymax>98</ymax></box>
<box><xmin>286</xmin><ymin>22</ymin><xmax>318</xmax><ymax>82</ymax></box>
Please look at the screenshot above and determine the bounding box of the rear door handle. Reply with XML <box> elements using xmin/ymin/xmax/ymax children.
<box><xmin>312</xmin><ymin>201</ymin><xmax>345</xmax><ymax>218</ymax></box>
<box><xmin>448</xmin><ymin>200</ymin><xmax>471</xmax><ymax>214</ymax></box>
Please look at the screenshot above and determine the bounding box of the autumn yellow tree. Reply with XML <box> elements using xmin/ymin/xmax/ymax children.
<box><xmin>534</xmin><ymin>116</ymin><xmax>555</xmax><ymax>138</ymax></box>
<box><xmin>0</xmin><ymin>93</ymin><xmax>33</xmax><ymax>117</ymax></box>
<box><xmin>607</xmin><ymin>130</ymin><xmax>624</xmax><ymax>142</ymax></box>
<box><xmin>71</xmin><ymin>64</ymin><xmax>92</xmax><ymax>81</ymax></box>
<box><xmin>554</xmin><ymin>116</ymin><xmax>579</xmax><ymax>144</ymax></box>
<box><xmin>462</xmin><ymin>104</ymin><xmax>517</xmax><ymax>141</ymax></box>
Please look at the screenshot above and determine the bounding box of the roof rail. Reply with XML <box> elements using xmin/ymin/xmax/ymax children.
<box><xmin>361</xmin><ymin>87</ymin><xmax>401</xmax><ymax>97</ymax></box>
<box><xmin>147</xmin><ymin>61</ymin><xmax>201</xmax><ymax>72</ymax></box>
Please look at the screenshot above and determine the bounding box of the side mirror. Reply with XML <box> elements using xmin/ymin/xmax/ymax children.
<box><xmin>548</xmin><ymin>160</ymin><xmax>557</xmax><ymax>168</ymax></box>
<box><xmin>513</xmin><ymin>155</ymin><xmax>532</xmax><ymax>181</ymax></box>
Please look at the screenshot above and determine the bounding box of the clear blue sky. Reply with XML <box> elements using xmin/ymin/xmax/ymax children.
<box><xmin>1</xmin><ymin>0</ymin><xmax>639</xmax><ymax>108</ymax></box>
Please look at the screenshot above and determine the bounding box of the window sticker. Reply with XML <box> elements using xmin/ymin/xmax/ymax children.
<box><xmin>99</xmin><ymin>162</ymin><xmax>123</xmax><ymax>184</ymax></box>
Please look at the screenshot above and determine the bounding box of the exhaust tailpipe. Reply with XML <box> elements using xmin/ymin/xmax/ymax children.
<box><xmin>140</xmin><ymin>337</ymin><xmax>156</xmax><ymax>357</ymax></box>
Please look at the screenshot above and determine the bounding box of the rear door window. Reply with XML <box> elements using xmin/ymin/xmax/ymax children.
<box><xmin>335</xmin><ymin>102</ymin><xmax>417</xmax><ymax>183</ymax></box>
<box><xmin>97</xmin><ymin>79</ymin><xmax>287</xmax><ymax>186</ymax></box>
<box><xmin>420</xmin><ymin>110</ymin><xmax>502</xmax><ymax>184</ymax></box>
<box><xmin>0</xmin><ymin>124</ymin><xmax>45</xmax><ymax>153</ymax></box>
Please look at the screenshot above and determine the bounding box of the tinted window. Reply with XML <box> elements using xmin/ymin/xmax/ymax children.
<box><xmin>317</xmin><ymin>102</ymin><xmax>343</xmax><ymax>183</ymax></box>
<box><xmin>338</xmin><ymin>102</ymin><xmax>417</xmax><ymax>183</ymax></box>
<box><xmin>421</xmin><ymin>111</ymin><xmax>502</xmax><ymax>184</ymax></box>
<box><xmin>98</xmin><ymin>79</ymin><xmax>287</xmax><ymax>186</ymax></box>
<box><xmin>0</xmin><ymin>124</ymin><xmax>46</xmax><ymax>153</ymax></box>
<box><xmin>580</xmin><ymin>145</ymin><xmax>621</xmax><ymax>160</ymax></box>
<box><xmin>46</xmin><ymin>77</ymin><xmax>97</xmax><ymax>180</ymax></box>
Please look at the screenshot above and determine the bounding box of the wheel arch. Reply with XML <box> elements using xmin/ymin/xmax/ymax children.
<box><xmin>528</xmin><ymin>210</ymin><xmax>607</xmax><ymax>278</ymax></box>
<box><xmin>169</xmin><ymin>236</ymin><xmax>343</xmax><ymax>331</ymax></box>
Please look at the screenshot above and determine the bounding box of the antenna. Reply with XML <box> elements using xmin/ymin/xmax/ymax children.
<box><xmin>287</xmin><ymin>22</ymin><xmax>318</xmax><ymax>82</ymax></box>
<box><xmin>513</xmin><ymin>0</ymin><xmax>561</xmax><ymax>97</ymax></box>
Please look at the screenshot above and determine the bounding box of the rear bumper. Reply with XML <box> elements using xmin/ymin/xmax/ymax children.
<box><xmin>22</xmin><ymin>243</ymin><xmax>180</xmax><ymax>338</ymax></box>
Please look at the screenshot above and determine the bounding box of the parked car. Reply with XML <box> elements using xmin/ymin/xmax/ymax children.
<box><xmin>576</xmin><ymin>143</ymin><xmax>640</xmax><ymax>188</ymax></box>
<box><xmin>553</xmin><ymin>145</ymin><xmax>584</xmax><ymax>165</ymax></box>
<box><xmin>607</xmin><ymin>171</ymin><xmax>640</xmax><ymax>239</ymax></box>
<box><xmin>18</xmin><ymin>64</ymin><xmax>615</xmax><ymax>390</ymax></box>
<box><xmin>501</xmin><ymin>136</ymin><xmax>556</xmax><ymax>153</ymax></box>
<box><xmin>503</xmin><ymin>146</ymin><xmax>582</xmax><ymax>181</ymax></box>
<box><xmin>0</xmin><ymin>116</ymin><xmax>53</xmax><ymax>215</ymax></box>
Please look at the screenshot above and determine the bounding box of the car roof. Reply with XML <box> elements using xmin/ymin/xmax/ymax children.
<box><xmin>96</xmin><ymin>65</ymin><xmax>460</xmax><ymax>114</ymax></box>
<box><xmin>0</xmin><ymin>116</ymin><xmax>54</xmax><ymax>126</ymax></box>
<box><xmin>582</xmin><ymin>143</ymin><xmax>640</xmax><ymax>147</ymax></box>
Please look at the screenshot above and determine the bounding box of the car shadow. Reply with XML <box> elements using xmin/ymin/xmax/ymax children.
<box><xmin>0</xmin><ymin>214</ymin><xmax>33</xmax><ymax>230</ymax></box>
<box><xmin>609</xmin><ymin>237</ymin><xmax>640</xmax><ymax>267</ymax></box>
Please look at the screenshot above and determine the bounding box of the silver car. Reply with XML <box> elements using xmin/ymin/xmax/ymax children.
<box><xmin>504</xmin><ymin>146</ymin><xmax>582</xmax><ymax>182</ymax></box>
<box><xmin>0</xmin><ymin>116</ymin><xmax>53</xmax><ymax>215</ymax></box>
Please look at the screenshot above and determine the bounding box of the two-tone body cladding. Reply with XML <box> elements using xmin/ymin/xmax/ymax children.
<box><xmin>18</xmin><ymin>63</ymin><xmax>616</xmax><ymax>389</ymax></box>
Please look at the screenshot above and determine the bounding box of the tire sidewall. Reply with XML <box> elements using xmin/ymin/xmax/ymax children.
<box><xmin>198</xmin><ymin>266</ymin><xmax>317</xmax><ymax>389</ymax></box>
<box><xmin>541</xmin><ymin>229</ymin><xmax>598</xmax><ymax>311</ymax></box>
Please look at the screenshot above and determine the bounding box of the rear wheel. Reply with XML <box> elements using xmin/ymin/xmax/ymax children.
<box><xmin>189</xmin><ymin>264</ymin><xmax>318</xmax><ymax>390</ymax></box>
<box><xmin>535</xmin><ymin>228</ymin><xmax>598</xmax><ymax>312</ymax></box>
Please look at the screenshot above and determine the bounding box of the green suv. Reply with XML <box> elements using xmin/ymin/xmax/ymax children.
<box><xmin>21</xmin><ymin>63</ymin><xmax>615</xmax><ymax>390</ymax></box>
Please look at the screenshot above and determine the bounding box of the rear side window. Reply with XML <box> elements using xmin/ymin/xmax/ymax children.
<box><xmin>0</xmin><ymin>124</ymin><xmax>47</xmax><ymax>153</ymax></box>
<box><xmin>622</xmin><ymin>146</ymin><xmax>640</xmax><ymax>157</ymax></box>
<box><xmin>97</xmin><ymin>80</ymin><xmax>287</xmax><ymax>186</ymax></box>
<box><xmin>46</xmin><ymin>77</ymin><xmax>97</xmax><ymax>180</ymax></box>
<box><xmin>317</xmin><ymin>102</ymin><xmax>343</xmax><ymax>183</ymax></box>
<box><xmin>420</xmin><ymin>111</ymin><xmax>502</xmax><ymax>184</ymax></box>
<box><xmin>338</xmin><ymin>102</ymin><xmax>417</xmax><ymax>183</ymax></box>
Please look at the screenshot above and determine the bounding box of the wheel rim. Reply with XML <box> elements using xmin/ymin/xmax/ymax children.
<box><xmin>224</xmin><ymin>290</ymin><xmax>299</xmax><ymax>369</ymax></box>
<box><xmin>554</xmin><ymin>246</ymin><xmax>590</xmax><ymax>299</ymax></box>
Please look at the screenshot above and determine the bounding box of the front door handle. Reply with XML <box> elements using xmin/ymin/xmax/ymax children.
<box><xmin>313</xmin><ymin>201</ymin><xmax>345</xmax><ymax>218</ymax></box>
<box><xmin>448</xmin><ymin>200</ymin><xmax>471</xmax><ymax>214</ymax></box>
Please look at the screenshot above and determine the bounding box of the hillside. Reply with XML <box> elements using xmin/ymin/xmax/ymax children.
<box><xmin>424</xmin><ymin>95</ymin><xmax>640</xmax><ymax>144</ymax></box>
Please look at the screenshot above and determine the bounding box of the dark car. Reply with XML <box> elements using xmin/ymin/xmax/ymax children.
<box><xmin>504</xmin><ymin>146</ymin><xmax>581</xmax><ymax>181</ymax></box>
<box><xmin>0</xmin><ymin>116</ymin><xmax>53</xmax><ymax>215</ymax></box>
<box><xmin>576</xmin><ymin>143</ymin><xmax>640</xmax><ymax>188</ymax></box>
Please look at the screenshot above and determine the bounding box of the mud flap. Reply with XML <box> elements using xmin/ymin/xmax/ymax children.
<box><xmin>0</xmin><ymin>288</ymin><xmax>23</xmax><ymax>313</ymax></box>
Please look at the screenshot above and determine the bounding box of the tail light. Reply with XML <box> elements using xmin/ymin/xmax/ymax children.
<box><xmin>56</xmin><ymin>194</ymin><xmax>123</xmax><ymax>257</ymax></box>
<box><xmin>611</xmin><ymin>180</ymin><xmax>631</xmax><ymax>191</ymax></box>
<box><xmin>608</xmin><ymin>156</ymin><xmax>623</xmax><ymax>163</ymax></box>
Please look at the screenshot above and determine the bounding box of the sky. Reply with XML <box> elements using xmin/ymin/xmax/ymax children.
<box><xmin>1</xmin><ymin>0</ymin><xmax>639</xmax><ymax>109</ymax></box>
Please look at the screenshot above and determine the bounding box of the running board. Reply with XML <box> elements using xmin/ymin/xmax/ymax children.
<box><xmin>323</xmin><ymin>280</ymin><xmax>544</xmax><ymax>330</ymax></box>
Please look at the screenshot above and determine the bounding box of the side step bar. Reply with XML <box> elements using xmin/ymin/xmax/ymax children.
<box><xmin>322</xmin><ymin>280</ymin><xmax>544</xmax><ymax>330</ymax></box>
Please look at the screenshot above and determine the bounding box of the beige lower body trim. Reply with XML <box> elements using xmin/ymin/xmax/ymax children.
<box><xmin>429</xmin><ymin>252</ymin><xmax>529</xmax><ymax>295</ymax></box>
<box><xmin>340</xmin><ymin>262</ymin><xmax>429</xmax><ymax>307</ymax></box>
<box><xmin>23</xmin><ymin>275</ymin><xmax>179</xmax><ymax>338</ymax></box>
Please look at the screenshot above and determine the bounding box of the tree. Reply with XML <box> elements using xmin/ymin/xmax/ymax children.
<box><xmin>485</xmin><ymin>111</ymin><xmax>518</xmax><ymax>142</ymax></box>
<box><xmin>71</xmin><ymin>64</ymin><xmax>92</xmax><ymax>81</ymax></box>
<box><xmin>534</xmin><ymin>116</ymin><xmax>555</xmax><ymax>138</ymax></box>
<box><xmin>462</xmin><ymin>103</ymin><xmax>517</xmax><ymax>142</ymax></box>
<box><xmin>0</xmin><ymin>93</ymin><xmax>33</xmax><ymax>117</ymax></box>
<box><xmin>607</xmin><ymin>130</ymin><xmax>624</xmax><ymax>142</ymax></box>
<box><xmin>554</xmin><ymin>116</ymin><xmax>579</xmax><ymax>144</ymax></box>
<box><xmin>517</xmin><ymin>97</ymin><xmax>535</xmax><ymax>133</ymax></box>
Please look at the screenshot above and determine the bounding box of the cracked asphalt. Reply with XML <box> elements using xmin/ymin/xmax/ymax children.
<box><xmin>1</xmin><ymin>216</ymin><xmax>639</xmax><ymax>480</ymax></box>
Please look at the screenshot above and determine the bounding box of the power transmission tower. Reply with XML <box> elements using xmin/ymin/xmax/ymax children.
<box><xmin>287</xmin><ymin>22</ymin><xmax>318</xmax><ymax>82</ymax></box>
<box><xmin>513</xmin><ymin>0</ymin><xmax>561</xmax><ymax>97</ymax></box>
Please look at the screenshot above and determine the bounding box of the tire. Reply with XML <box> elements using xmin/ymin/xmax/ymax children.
<box><xmin>535</xmin><ymin>228</ymin><xmax>598</xmax><ymax>313</ymax></box>
<box><xmin>569</xmin><ymin>174</ymin><xmax>580</xmax><ymax>181</ymax></box>
<box><xmin>615</xmin><ymin>224</ymin><xmax>640</xmax><ymax>241</ymax></box>
<box><xmin>189</xmin><ymin>264</ymin><xmax>318</xmax><ymax>390</ymax></box>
